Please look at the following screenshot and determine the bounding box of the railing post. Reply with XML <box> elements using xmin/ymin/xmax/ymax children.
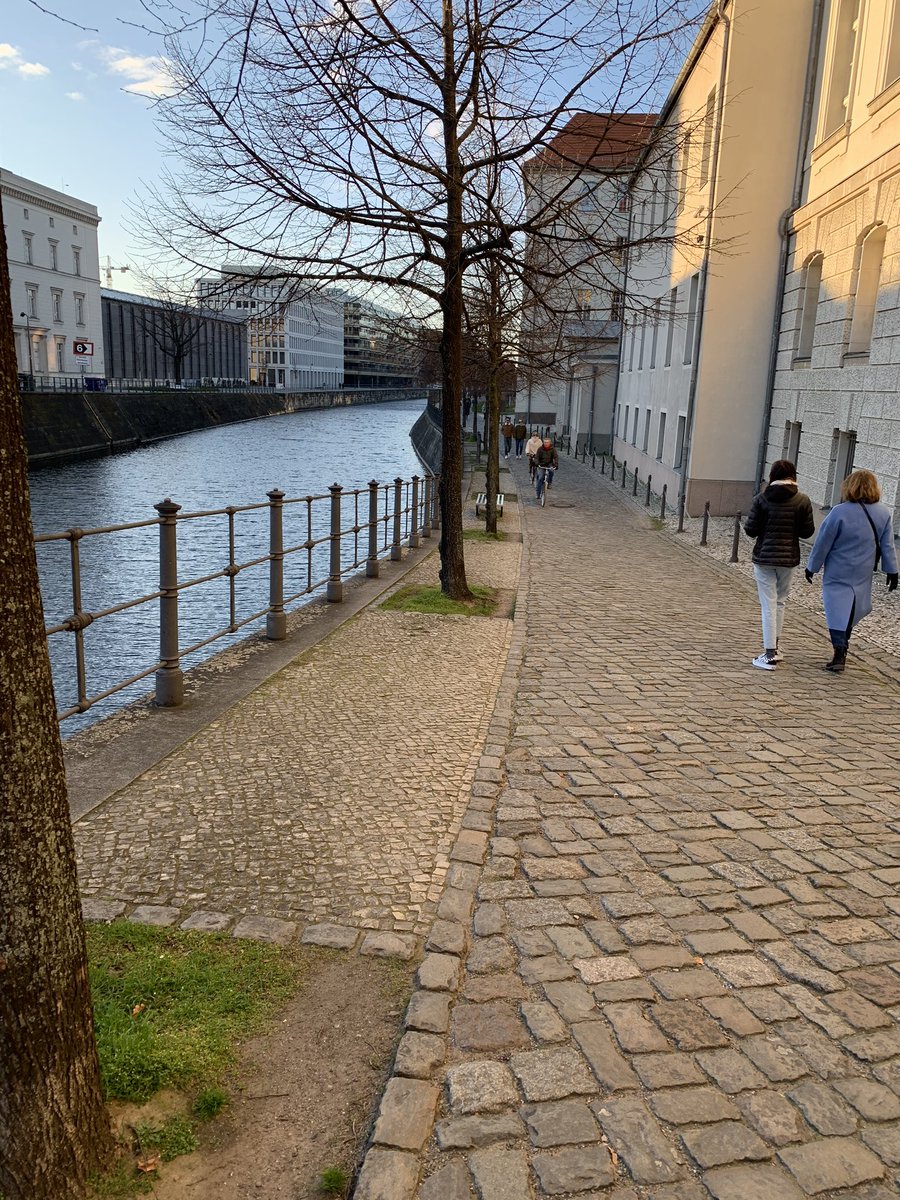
<box><xmin>730</xmin><ymin>512</ymin><xmax>742</xmax><ymax>563</ymax></box>
<box><xmin>266</xmin><ymin>488</ymin><xmax>287</xmax><ymax>639</ymax></box>
<box><xmin>660</xmin><ymin>484</ymin><xmax>667</xmax><ymax>520</ymax></box>
<box><xmin>431</xmin><ymin>474</ymin><xmax>440</xmax><ymax>529</ymax></box>
<box><xmin>367</xmin><ymin>480</ymin><xmax>380</xmax><ymax>577</ymax></box>
<box><xmin>422</xmin><ymin>475</ymin><xmax>432</xmax><ymax>539</ymax></box>
<box><xmin>677</xmin><ymin>495</ymin><xmax>686</xmax><ymax>532</ymax></box>
<box><xmin>410</xmin><ymin>474</ymin><xmax>420</xmax><ymax>548</ymax></box>
<box><xmin>633</xmin><ymin>468</ymin><xmax>639</xmax><ymax>497</ymax></box>
<box><xmin>592</xmin><ymin>453</ymin><xmax>596</xmax><ymax>469</ymax></box>
<box><xmin>700</xmin><ymin>500</ymin><xmax>711</xmax><ymax>546</ymax></box>
<box><xmin>327</xmin><ymin>483</ymin><xmax>343</xmax><ymax>602</ymax></box>
<box><xmin>621</xmin><ymin>461</ymin><xmax>627</xmax><ymax>489</ymax></box>
<box><xmin>154</xmin><ymin>497</ymin><xmax>183</xmax><ymax>706</ymax></box>
<box><xmin>646</xmin><ymin>475</ymin><xmax>652</xmax><ymax>506</ymax></box>
<box><xmin>601</xmin><ymin>454</ymin><xmax>606</xmax><ymax>476</ymax></box>
<box><xmin>391</xmin><ymin>476</ymin><xmax>403</xmax><ymax>560</ymax></box>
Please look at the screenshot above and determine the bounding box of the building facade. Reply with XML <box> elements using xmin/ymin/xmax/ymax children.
<box><xmin>196</xmin><ymin>267</ymin><xmax>344</xmax><ymax>390</ymax></box>
<box><xmin>765</xmin><ymin>0</ymin><xmax>900</xmax><ymax>531</ymax></box>
<box><xmin>341</xmin><ymin>296</ymin><xmax>420</xmax><ymax>389</ymax></box>
<box><xmin>101</xmin><ymin>289</ymin><xmax>247</xmax><ymax>384</ymax></box>
<box><xmin>613</xmin><ymin>0</ymin><xmax>818</xmax><ymax>514</ymax></box>
<box><xmin>3</xmin><ymin>168</ymin><xmax>105</xmax><ymax>381</ymax></box>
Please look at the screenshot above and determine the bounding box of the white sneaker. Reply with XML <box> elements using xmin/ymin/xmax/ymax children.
<box><xmin>771</xmin><ymin>649</ymin><xmax>784</xmax><ymax>663</ymax></box>
<box><xmin>752</xmin><ymin>654</ymin><xmax>775</xmax><ymax>671</ymax></box>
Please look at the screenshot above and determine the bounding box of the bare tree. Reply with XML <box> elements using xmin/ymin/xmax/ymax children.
<box><xmin>135</xmin><ymin>0</ymin><xmax>706</xmax><ymax>598</ymax></box>
<box><xmin>0</xmin><ymin>203</ymin><xmax>114</xmax><ymax>1198</ymax></box>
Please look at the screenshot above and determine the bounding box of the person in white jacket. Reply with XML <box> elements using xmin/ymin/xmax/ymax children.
<box><xmin>524</xmin><ymin>431</ymin><xmax>542</xmax><ymax>479</ymax></box>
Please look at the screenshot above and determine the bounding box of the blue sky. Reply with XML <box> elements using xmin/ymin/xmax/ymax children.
<box><xmin>2</xmin><ymin>0</ymin><xmax>173</xmax><ymax>277</ymax></box>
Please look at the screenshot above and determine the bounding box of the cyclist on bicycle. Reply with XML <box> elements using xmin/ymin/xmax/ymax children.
<box><xmin>525</xmin><ymin>430</ymin><xmax>542</xmax><ymax>480</ymax></box>
<box><xmin>534</xmin><ymin>437</ymin><xmax>558</xmax><ymax>499</ymax></box>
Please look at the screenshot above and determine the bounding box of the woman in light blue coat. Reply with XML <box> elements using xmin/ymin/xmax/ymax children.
<box><xmin>805</xmin><ymin>469</ymin><xmax>898</xmax><ymax>672</ymax></box>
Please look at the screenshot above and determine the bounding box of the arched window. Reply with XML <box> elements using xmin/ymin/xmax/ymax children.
<box><xmin>796</xmin><ymin>252</ymin><xmax>823</xmax><ymax>360</ymax></box>
<box><xmin>848</xmin><ymin>225</ymin><xmax>887</xmax><ymax>356</ymax></box>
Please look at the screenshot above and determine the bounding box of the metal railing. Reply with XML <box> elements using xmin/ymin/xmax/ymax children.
<box><xmin>36</xmin><ymin>472</ymin><xmax>439</xmax><ymax>722</ymax></box>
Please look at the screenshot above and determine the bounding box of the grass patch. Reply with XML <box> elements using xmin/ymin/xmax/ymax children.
<box><xmin>319</xmin><ymin>1165</ymin><xmax>350</xmax><ymax>1194</ymax></box>
<box><xmin>88</xmin><ymin>920</ymin><xmax>305</xmax><ymax>1103</ymax></box>
<box><xmin>88</xmin><ymin>1159</ymin><xmax>155</xmax><ymax>1198</ymax></box>
<box><xmin>133</xmin><ymin>1114</ymin><xmax>197</xmax><ymax>1162</ymax></box>
<box><xmin>381</xmin><ymin>584</ymin><xmax>496</xmax><ymax>617</ymax></box>
<box><xmin>463</xmin><ymin>528</ymin><xmax>508</xmax><ymax>542</ymax></box>
<box><xmin>192</xmin><ymin>1086</ymin><xmax>229</xmax><ymax>1121</ymax></box>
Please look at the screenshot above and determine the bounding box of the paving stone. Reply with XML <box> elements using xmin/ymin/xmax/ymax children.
<box><xmin>592</xmin><ymin>978</ymin><xmax>657</xmax><ymax>1002</ymax></box>
<box><xmin>519</xmin><ymin>954</ymin><xmax>574</xmax><ymax>983</ymax></box>
<box><xmin>574</xmin><ymin>955</ymin><xmax>642</xmax><ymax>983</ymax></box>
<box><xmin>699</xmin><ymin>995</ymin><xmax>765</xmax><ymax>1036</ymax></box>
<box><xmin>180</xmin><ymin>909</ymin><xmax>232</xmax><ymax>933</ymax></box>
<box><xmin>130</xmin><ymin>904</ymin><xmax>181</xmax><ymax>928</ymax></box>
<box><xmin>685</xmin><ymin>931</ymin><xmax>753</xmax><ymax>955</ymax></box>
<box><xmin>543</xmin><ymin>979</ymin><xmax>597</xmax><ymax>1022</ymax></box>
<box><xmin>726</xmin><ymin>912</ymin><xmax>782</xmax><ymax>941</ymax></box>
<box><xmin>435</xmin><ymin>1113</ymin><xmax>525</xmax><ymax>1150</ymax></box>
<box><xmin>775</xmin><ymin>983</ymin><xmax>852</xmax><ymax>1037</ymax></box>
<box><xmin>571</xmin><ymin>1020</ymin><xmax>641</xmax><ymax>1090</ymax></box>
<box><xmin>650</xmin><ymin>1000</ymin><xmax>730</xmax><ymax>1050</ymax></box>
<box><xmin>394</xmin><ymin>1030</ymin><xmax>446</xmax><ymax>1080</ymax></box>
<box><xmin>360</xmin><ymin>930</ymin><xmax>418</xmax><ymax>959</ymax></box>
<box><xmin>735</xmin><ymin>1090</ymin><xmax>807</xmax><ymax>1145</ymax></box>
<box><xmin>787</xmin><ymin>1081</ymin><xmax>857</xmax><ymax>1135</ymax></box>
<box><xmin>522</xmin><ymin>1099</ymin><xmax>601</xmax><ymax>1147</ymax></box>
<box><xmin>650</xmin><ymin>968</ymin><xmax>726</xmax><ymax>1000</ymax></box>
<box><xmin>649</xmin><ymin>1087</ymin><xmax>740</xmax><ymax>1126</ymax></box>
<box><xmin>531</xmin><ymin>1145</ymin><xmax>616</xmax><ymax>1194</ymax></box>
<box><xmin>592</xmin><ymin>1095</ymin><xmax>687</xmax><ymax>1184</ymax></box>
<box><xmin>466</xmin><ymin>936</ymin><xmax>515</xmax><ymax>974</ymax></box>
<box><xmin>505</xmin><ymin>898</ymin><xmax>574</xmax><ymax>928</ymax></box>
<box><xmin>462</xmin><ymin>973</ymin><xmax>527</xmax><ymax>1002</ymax></box>
<box><xmin>845</xmin><ymin>1027</ymin><xmax>900</xmax><ymax>1063</ymax></box>
<box><xmin>826</xmin><ymin>990</ymin><xmax>893</xmax><ymax>1029</ymax></box>
<box><xmin>355</xmin><ymin>1148</ymin><xmax>419</xmax><ymax>1200</ymax></box>
<box><xmin>473</xmin><ymin>904</ymin><xmax>510</xmax><ymax>940</ymax></box>
<box><xmin>633</xmin><ymin>1052</ymin><xmax>706</xmax><ymax>1089</ymax></box>
<box><xmin>834</xmin><ymin>1077</ymin><xmax>900</xmax><ymax>1121</ymax></box>
<box><xmin>418</xmin><ymin>953</ymin><xmax>462</xmax><ymax>992</ymax></box>
<box><xmin>706</xmin><ymin>953</ymin><xmax>783</xmax><ymax>988</ymax></box>
<box><xmin>373</xmin><ymin>1078</ymin><xmax>440</xmax><ymax>1150</ymax></box>
<box><xmin>521</xmin><ymin>1000</ymin><xmax>568</xmax><ymax>1043</ymax></box>
<box><xmin>231</xmin><ymin>914</ymin><xmax>296</xmax><ymax>943</ymax></box>
<box><xmin>694</xmin><ymin>1049</ymin><xmax>767</xmax><ymax>1093</ymax></box>
<box><xmin>632</xmin><ymin>945</ymin><xmax>696</xmax><ymax>970</ymax></box>
<box><xmin>467</xmin><ymin>1147</ymin><xmax>531</xmax><ymax>1200</ymax></box>
<box><xmin>446</xmin><ymin>1062</ymin><xmax>519</xmax><ymax>1115</ymax></box>
<box><xmin>509</xmin><ymin>1045</ymin><xmax>598</xmax><ymax>1101</ymax></box>
<box><xmin>511</xmin><ymin>928</ymin><xmax>553</xmax><ymax>957</ymax></box>
<box><xmin>417</xmin><ymin>1159</ymin><xmax>471</xmax><ymax>1200</ymax></box>
<box><xmin>427</xmin><ymin>919</ymin><xmax>468</xmax><ymax>955</ymax></box>
<box><xmin>546</xmin><ymin>925</ymin><xmax>597</xmax><ymax>959</ymax></box>
<box><xmin>604</xmin><ymin>1001</ymin><xmax>670</xmax><ymax>1053</ymax></box>
<box><xmin>703</xmin><ymin>1163</ymin><xmax>805</xmax><ymax>1200</ymax></box>
<box><xmin>450</xmin><ymin>1001</ymin><xmax>529</xmax><ymax>1052</ymax></box>
<box><xmin>859</xmin><ymin>1122</ymin><xmax>900</xmax><ymax>1166</ymax></box>
<box><xmin>758</xmin><ymin>941</ymin><xmax>842</xmax><ymax>992</ymax></box>
<box><xmin>775</xmin><ymin>1019</ymin><xmax>855</xmax><ymax>1079</ymax></box>
<box><xmin>741</xmin><ymin>1034</ymin><xmax>810</xmax><ymax>1082</ymax></box>
<box><xmin>680</xmin><ymin>1121</ymin><xmax>771</xmax><ymax>1168</ymax></box>
<box><xmin>842</xmin><ymin>967</ymin><xmax>900</xmax><ymax>1007</ymax></box>
<box><xmin>778</xmin><ymin>1136</ymin><xmax>886</xmax><ymax>1193</ymax></box>
<box><xmin>81</xmin><ymin>897</ymin><xmax>127</xmax><ymax>922</ymax></box>
<box><xmin>406</xmin><ymin>990</ymin><xmax>451</xmax><ymax>1034</ymax></box>
<box><xmin>439</xmin><ymin>888</ymin><xmax>476</xmax><ymax>924</ymax></box>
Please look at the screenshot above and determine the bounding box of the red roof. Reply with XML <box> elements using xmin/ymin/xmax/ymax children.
<box><xmin>526</xmin><ymin>112</ymin><xmax>657</xmax><ymax>172</ymax></box>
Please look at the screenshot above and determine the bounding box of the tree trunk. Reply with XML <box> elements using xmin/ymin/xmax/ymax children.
<box><xmin>0</xmin><ymin>202</ymin><xmax>114</xmax><ymax>1199</ymax></box>
<box><xmin>484</xmin><ymin>265</ymin><xmax>502</xmax><ymax>535</ymax></box>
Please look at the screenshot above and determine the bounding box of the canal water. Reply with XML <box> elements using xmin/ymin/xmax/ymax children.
<box><xmin>29</xmin><ymin>398</ymin><xmax>427</xmax><ymax>733</ymax></box>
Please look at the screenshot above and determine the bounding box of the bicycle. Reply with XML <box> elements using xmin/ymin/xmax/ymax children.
<box><xmin>535</xmin><ymin>465</ymin><xmax>555</xmax><ymax>506</ymax></box>
<box><xmin>528</xmin><ymin>455</ymin><xmax>537</xmax><ymax>485</ymax></box>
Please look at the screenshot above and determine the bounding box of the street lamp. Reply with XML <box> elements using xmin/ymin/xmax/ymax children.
<box><xmin>19</xmin><ymin>312</ymin><xmax>34</xmax><ymax>381</ymax></box>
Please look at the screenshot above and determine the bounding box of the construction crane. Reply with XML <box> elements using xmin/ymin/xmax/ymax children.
<box><xmin>104</xmin><ymin>256</ymin><xmax>130</xmax><ymax>288</ymax></box>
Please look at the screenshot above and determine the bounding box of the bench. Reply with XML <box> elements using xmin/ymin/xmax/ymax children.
<box><xmin>475</xmin><ymin>493</ymin><xmax>505</xmax><ymax>517</ymax></box>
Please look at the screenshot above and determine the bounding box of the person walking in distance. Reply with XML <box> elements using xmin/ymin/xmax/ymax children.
<box><xmin>804</xmin><ymin>468</ymin><xmax>898</xmax><ymax>673</ymax></box>
<box><xmin>513</xmin><ymin>417</ymin><xmax>527</xmax><ymax>458</ymax></box>
<box><xmin>743</xmin><ymin>459</ymin><xmax>815</xmax><ymax>670</ymax></box>
<box><xmin>501</xmin><ymin>418</ymin><xmax>514</xmax><ymax>458</ymax></box>
<box><xmin>525</xmin><ymin>429</ymin><xmax>542</xmax><ymax>480</ymax></box>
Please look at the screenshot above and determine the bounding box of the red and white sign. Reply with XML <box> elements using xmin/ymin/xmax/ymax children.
<box><xmin>72</xmin><ymin>340</ymin><xmax>94</xmax><ymax>356</ymax></box>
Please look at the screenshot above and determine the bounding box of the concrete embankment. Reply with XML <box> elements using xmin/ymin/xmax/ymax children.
<box><xmin>410</xmin><ymin>398</ymin><xmax>442</xmax><ymax>473</ymax></box>
<box><xmin>25</xmin><ymin>387</ymin><xmax>426</xmax><ymax>469</ymax></box>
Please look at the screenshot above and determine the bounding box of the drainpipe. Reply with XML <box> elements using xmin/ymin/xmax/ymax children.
<box><xmin>610</xmin><ymin>172</ymin><xmax>633</xmax><ymax>451</ymax></box>
<box><xmin>678</xmin><ymin>0</ymin><xmax>732</xmax><ymax>517</ymax></box>
<box><xmin>587</xmin><ymin>364</ymin><xmax>598</xmax><ymax>452</ymax></box>
<box><xmin>754</xmin><ymin>0</ymin><xmax>826</xmax><ymax>489</ymax></box>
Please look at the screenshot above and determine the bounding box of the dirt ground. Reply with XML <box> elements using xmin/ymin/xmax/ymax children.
<box><xmin>116</xmin><ymin>949</ymin><xmax>413</xmax><ymax>1200</ymax></box>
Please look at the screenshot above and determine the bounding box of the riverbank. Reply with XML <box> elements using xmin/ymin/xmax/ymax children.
<box><xmin>25</xmin><ymin>386</ymin><xmax>427</xmax><ymax>469</ymax></box>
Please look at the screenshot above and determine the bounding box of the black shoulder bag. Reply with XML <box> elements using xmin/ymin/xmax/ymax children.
<box><xmin>857</xmin><ymin>501</ymin><xmax>882</xmax><ymax>572</ymax></box>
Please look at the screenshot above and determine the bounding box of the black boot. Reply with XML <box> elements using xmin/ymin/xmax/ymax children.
<box><xmin>824</xmin><ymin>648</ymin><xmax>846</xmax><ymax>673</ymax></box>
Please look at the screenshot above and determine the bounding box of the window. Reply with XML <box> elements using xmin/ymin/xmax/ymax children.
<box><xmin>783</xmin><ymin>421</ymin><xmax>802</xmax><ymax>463</ymax></box>
<box><xmin>624</xmin><ymin>405</ymin><xmax>630</xmax><ymax>439</ymax></box>
<box><xmin>828</xmin><ymin>428</ymin><xmax>856</xmax><ymax>504</ymax></box>
<box><xmin>684</xmin><ymin>273</ymin><xmax>700</xmax><ymax>365</ymax></box>
<box><xmin>822</xmin><ymin>0</ymin><xmax>860</xmax><ymax>139</ymax></box>
<box><xmin>631</xmin><ymin>407</ymin><xmax>639</xmax><ymax>445</ymax></box>
<box><xmin>642</xmin><ymin>408</ymin><xmax>651</xmax><ymax>452</ymax></box>
<box><xmin>650</xmin><ymin>298</ymin><xmax>661</xmax><ymax>368</ymax></box>
<box><xmin>24</xmin><ymin>234</ymin><xmax>33</xmax><ymax>265</ymax></box>
<box><xmin>678</xmin><ymin>132</ymin><xmax>691</xmax><ymax>212</ymax></box>
<box><xmin>23</xmin><ymin>207</ymin><xmax>29</xmax><ymax>219</ymax></box>
<box><xmin>796</xmin><ymin>252</ymin><xmax>824</xmax><ymax>359</ymax></box>
<box><xmin>886</xmin><ymin>4</ymin><xmax>900</xmax><ymax>88</ymax></box>
<box><xmin>72</xmin><ymin>224</ymin><xmax>78</xmax><ymax>234</ymax></box>
<box><xmin>699</xmin><ymin>88</ymin><xmax>717</xmax><ymax>188</ymax></box>
<box><xmin>73</xmin><ymin>247</ymin><xmax>81</xmax><ymax>276</ymax></box>
<box><xmin>75</xmin><ymin>293</ymin><xmax>85</xmax><ymax>324</ymax></box>
<box><xmin>55</xmin><ymin>337</ymin><xmax>66</xmax><ymax>372</ymax></box>
<box><xmin>48</xmin><ymin>216</ymin><xmax>54</xmax><ymax>228</ymax></box>
<box><xmin>674</xmin><ymin>414</ymin><xmax>687</xmax><ymax>469</ymax></box>
<box><xmin>628</xmin><ymin>321</ymin><xmax>637</xmax><ymax>371</ymax></box>
<box><xmin>656</xmin><ymin>411</ymin><xmax>667</xmax><ymax>460</ymax></box>
<box><xmin>49</xmin><ymin>241</ymin><xmax>58</xmax><ymax>271</ymax></box>
<box><xmin>26</xmin><ymin>286</ymin><xmax>38</xmax><ymax>318</ymax></box>
<box><xmin>51</xmin><ymin>290</ymin><xmax>62</xmax><ymax>322</ymax></box>
<box><xmin>847</xmin><ymin>225</ymin><xmax>886</xmax><ymax>355</ymax></box>
<box><xmin>610</xmin><ymin>288</ymin><xmax>624</xmax><ymax>323</ymax></box>
<box><xmin>574</xmin><ymin>288</ymin><xmax>592</xmax><ymax>317</ymax></box>
<box><xmin>664</xmin><ymin>286</ymin><xmax>677</xmax><ymax>366</ymax></box>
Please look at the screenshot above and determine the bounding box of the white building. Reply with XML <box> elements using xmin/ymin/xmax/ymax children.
<box><xmin>765</xmin><ymin>0</ymin><xmax>900</xmax><ymax>531</ymax></box>
<box><xmin>196</xmin><ymin>266</ymin><xmax>343</xmax><ymax>390</ymax></box>
<box><xmin>613</xmin><ymin>0</ymin><xmax>818</xmax><ymax>514</ymax></box>
<box><xmin>2</xmin><ymin>169</ymin><xmax>104</xmax><ymax>381</ymax></box>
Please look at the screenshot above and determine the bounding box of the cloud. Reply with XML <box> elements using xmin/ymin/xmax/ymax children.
<box><xmin>96</xmin><ymin>45</ymin><xmax>176</xmax><ymax>98</ymax></box>
<box><xmin>0</xmin><ymin>42</ymin><xmax>51</xmax><ymax>78</ymax></box>
<box><xmin>65</xmin><ymin>91</ymin><xmax>84</xmax><ymax>101</ymax></box>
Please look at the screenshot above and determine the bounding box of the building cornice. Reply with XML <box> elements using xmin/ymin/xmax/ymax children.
<box><xmin>1</xmin><ymin>182</ymin><xmax>100</xmax><ymax>226</ymax></box>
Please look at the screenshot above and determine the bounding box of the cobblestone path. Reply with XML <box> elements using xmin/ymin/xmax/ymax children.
<box><xmin>359</xmin><ymin>459</ymin><xmax>900</xmax><ymax>1200</ymax></box>
<box><xmin>75</xmin><ymin>511</ymin><xmax>521</xmax><ymax>941</ymax></box>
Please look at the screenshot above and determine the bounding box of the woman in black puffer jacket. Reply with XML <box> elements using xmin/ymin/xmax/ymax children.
<box><xmin>743</xmin><ymin>459</ymin><xmax>815</xmax><ymax>670</ymax></box>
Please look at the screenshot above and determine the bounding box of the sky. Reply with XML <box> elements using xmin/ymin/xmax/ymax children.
<box><xmin>2</xmin><ymin>0</ymin><xmax>175</xmax><ymax>279</ymax></box>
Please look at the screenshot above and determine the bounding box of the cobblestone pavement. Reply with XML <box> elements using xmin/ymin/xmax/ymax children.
<box><xmin>357</xmin><ymin>456</ymin><xmax>900</xmax><ymax>1200</ymax></box>
<box><xmin>75</xmin><ymin>487</ymin><xmax>522</xmax><ymax>942</ymax></box>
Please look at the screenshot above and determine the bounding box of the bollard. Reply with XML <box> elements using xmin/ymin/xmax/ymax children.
<box><xmin>326</xmin><ymin>483</ymin><xmax>344</xmax><ymax>601</ymax></box>
<box><xmin>700</xmin><ymin>500</ymin><xmax>710</xmax><ymax>546</ymax></box>
<box><xmin>730</xmin><ymin>512</ymin><xmax>742</xmax><ymax>563</ymax></box>
<box><xmin>677</xmin><ymin>495</ymin><xmax>685</xmax><ymax>533</ymax></box>
<box><xmin>266</xmin><ymin>488</ymin><xmax>287</xmax><ymax>639</ymax></box>
<box><xmin>410</xmin><ymin>475</ymin><xmax>420</xmax><ymax>548</ymax></box>
<box><xmin>592</xmin><ymin>453</ymin><xmax>596</xmax><ymax>469</ymax></box>
<box><xmin>621</xmin><ymin>461</ymin><xmax>627</xmax><ymax>489</ymax></box>
<box><xmin>422</xmin><ymin>475</ymin><xmax>432</xmax><ymax>539</ymax></box>
<box><xmin>646</xmin><ymin>474</ymin><xmax>652</xmax><ymax>506</ymax></box>
<box><xmin>367</xmin><ymin>480</ymin><xmax>380</xmax><ymax>576</ymax></box>
<box><xmin>601</xmin><ymin>454</ymin><xmax>606</xmax><ymax>475</ymax></box>
<box><xmin>633</xmin><ymin>468</ymin><xmax>639</xmax><ymax>497</ymax></box>
<box><xmin>154</xmin><ymin>497</ymin><xmax>184</xmax><ymax>706</ymax></box>
<box><xmin>660</xmin><ymin>483</ymin><xmax>667</xmax><ymax>520</ymax></box>
<box><xmin>391</xmin><ymin>476</ymin><xmax>403</xmax><ymax>560</ymax></box>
